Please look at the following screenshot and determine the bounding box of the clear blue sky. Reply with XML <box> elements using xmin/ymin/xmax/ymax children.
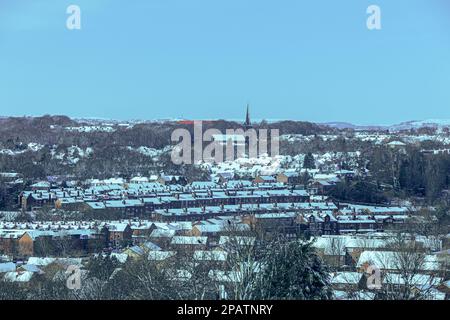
<box><xmin>1</xmin><ymin>0</ymin><xmax>450</xmax><ymax>125</ymax></box>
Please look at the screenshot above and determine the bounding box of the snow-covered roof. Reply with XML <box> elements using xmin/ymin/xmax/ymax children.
<box><xmin>382</xmin><ymin>273</ymin><xmax>442</xmax><ymax>288</ymax></box>
<box><xmin>171</xmin><ymin>236</ymin><xmax>208</xmax><ymax>245</ymax></box>
<box><xmin>19</xmin><ymin>264</ymin><xmax>43</xmax><ymax>273</ymax></box>
<box><xmin>333</xmin><ymin>290</ymin><xmax>375</xmax><ymax>300</ymax></box>
<box><xmin>356</xmin><ymin>251</ymin><xmax>441</xmax><ymax>271</ymax></box>
<box><xmin>150</xmin><ymin>229</ymin><xmax>176</xmax><ymax>238</ymax></box>
<box><xmin>27</xmin><ymin>257</ymin><xmax>83</xmax><ymax>267</ymax></box>
<box><xmin>387</xmin><ymin>140</ymin><xmax>406</xmax><ymax>146</ymax></box>
<box><xmin>219</xmin><ymin>236</ymin><xmax>256</xmax><ymax>246</ymax></box>
<box><xmin>148</xmin><ymin>251</ymin><xmax>176</xmax><ymax>261</ymax></box>
<box><xmin>194</xmin><ymin>224</ymin><xmax>223</xmax><ymax>233</ymax></box>
<box><xmin>194</xmin><ymin>250</ymin><xmax>228</xmax><ymax>261</ymax></box>
<box><xmin>0</xmin><ymin>262</ymin><xmax>16</xmax><ymax>273</ymax></box>
<box><xmin>111</xmin><ymin>253</ymin><xmax>128</xmax><ymax>263</ymax></box>
<box><xmin>208</xmin><ymin>270</ymin><xmax>241</xmax><ymax>283</ymax></box>
<box><xmin>330</xmin><ymin>272</ymin><xmax>363</xmax><ymax>285</ymax></box>
<box><xmin>4</xmin><ymin>271</ymin><xmax>34</xmax><ymax>282</ymax></box>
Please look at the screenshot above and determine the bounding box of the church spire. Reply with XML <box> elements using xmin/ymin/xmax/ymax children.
<box><xmin>244</xmin><ymin>104</ymin><xmax>251</xmax><ymax>128</ymax></box>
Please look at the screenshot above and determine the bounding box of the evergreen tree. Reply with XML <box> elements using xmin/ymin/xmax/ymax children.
<box><xmin>256</xmin><ymin>240</ymin><xmax>332</xmax><ymax>300</ymax></box>
<box><xmin>303</xmin><ymin>152</ymin><xmax>316</xmax><ymax>169</ymax></box>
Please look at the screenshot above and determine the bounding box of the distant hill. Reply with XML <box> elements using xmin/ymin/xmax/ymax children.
<box><xmin>390</xmin><ymin>119</ymin><xmax>450</xmax><ymax>130</ymax></box>
<box><xmin>321</xmin><ymin>122</ymin><xmax>386</xmax><ymax>130</ymax></box>
<box><xmin>323</xmin><ymin>119</ymin><xmax>450</xmax><ymax>131</ymax></box>
<box><xmin>2</xmin><ymin>114</ymin><xmax>450</xmax><ymax>132</ymax></box>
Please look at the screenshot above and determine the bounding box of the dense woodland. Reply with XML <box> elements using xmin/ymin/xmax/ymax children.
<box><xmin>0</xmin><ymin>116</ymin><xmax>328</xmax><ymax>179</ymax></box>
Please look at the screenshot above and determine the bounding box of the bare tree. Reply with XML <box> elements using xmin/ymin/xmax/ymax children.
<box><xmin>374</xmin><ymin>234</ymin><xmax>443</xmax><ymax>300</ymax></box>
<box><xmin>326</xmin><ymin>236</ymin><xmax>347</xmax><ymax>270</ymax></box>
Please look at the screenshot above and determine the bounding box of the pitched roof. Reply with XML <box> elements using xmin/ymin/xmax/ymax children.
<box><xmin>171</xmin><ymin>236</ymin><xmax>208</xmax><ymax>245</ymax></box>
<box><xmin>0</xmin><ymin>262</ymin><xmax>16</xmax><ymax>273</ymax></box>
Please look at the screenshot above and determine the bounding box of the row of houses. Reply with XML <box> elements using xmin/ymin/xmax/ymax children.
<box><xmin>21</xmin><ymin>168</ymin><xmax>354</xmax><ymax>212</ymax></box>
<box><xmin>0</xmin><ymin>222</ymin><xmax>132</xmax><ymax>259</ymax></box>
<box><xmin>19</xmin><ymin>182</ymin><xmax>310</xmax><ymax>213</ymax></box>
<box><xmin>0</xmin><ymin>217</ymin><xmax>250</xmax><ymax>259</ymax></box>
<box><xmin>0</xmin><ymin>203</ymin><xmax>412</xmax><ymax>261</ymax></box>
<box><xmin>18</xmin><ymin>179</ymin><xmax>410</xmax><ymax>229</ymax></box>
<box><xmin>331</xmin><ymin>271</ymin><xmax>448</xmax><ymax>300</ymax></box>
<box><xmin>312</xmin><ymin>233</ymin><xmax>444</xmax><ymax>267</ymax></box>
<box><xmin>0</xmin><ymin>257</ymin><xmax>83</xmax><ymax>284</ymax></box>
